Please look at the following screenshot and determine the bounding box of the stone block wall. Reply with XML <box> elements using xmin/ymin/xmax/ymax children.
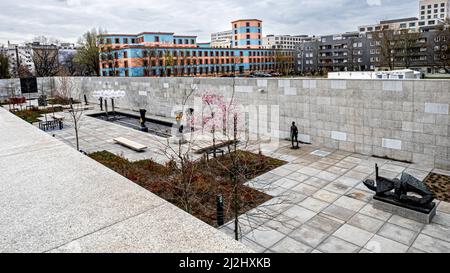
<box><xmin>1</xmin><ymin>77</ymin><xmax>449</xmax><ymax>170</ymax></box>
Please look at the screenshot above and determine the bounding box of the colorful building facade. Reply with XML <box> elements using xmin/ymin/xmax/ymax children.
<box><xmin>98</xmin><ymin>20</ymin><xmax>294</xmax><ymax>77</ymax></box>
<box><xmin>231</xmin><ymin>19</ymin><xmax>263</xmax><ymax>49</ymax></box>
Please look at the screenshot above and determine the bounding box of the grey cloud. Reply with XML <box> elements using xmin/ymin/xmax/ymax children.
<box><xmin>0</xmin><ymin>0</ymin><xmax>418</xmax><ymax>44</ymax></box>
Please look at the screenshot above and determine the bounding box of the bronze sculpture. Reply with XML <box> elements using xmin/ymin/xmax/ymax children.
<box><xmin>363</xmin><ymin>164</ymin><xmax>435</xmax><ymax>213</ymax></box>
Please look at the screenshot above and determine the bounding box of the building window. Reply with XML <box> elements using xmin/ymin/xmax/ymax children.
<box><xmin>124</xmin><ymin>61</ymin><xmax>128</xmax><ymax>68</ymax></box>
<box><xmin>115</xmin><ymin>38</ymin><xmax>120</xmax><ymax>44</ymax></box>
<box><xmin>246</xmin><ymin>22</ymin><xmax>250</xmax><ymax>27</ymax></box>
<box><xmin>123</xmin><ymin>51</ymin><xmax>128</xmax><ymax>58</ymax></box>
<box><xmin>123</xmin><ymin>38</ymin><xmax>128</xmax><ymax>44</ymax></box>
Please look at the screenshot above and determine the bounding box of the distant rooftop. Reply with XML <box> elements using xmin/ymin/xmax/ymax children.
<box><xmin>380</xmin><ymin>17</ymin><xmax>418</xmax><ymax>24</ymax></box>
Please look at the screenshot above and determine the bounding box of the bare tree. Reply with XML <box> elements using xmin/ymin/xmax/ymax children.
<box><xmin>75</xmin><ymin>28</ymin><xmax>106</xmax><ymax>76</ymax></box>
<box><xmin>59</xmin><ymin>54</ymin><xmax>81</xmax><ymax>76</ymax></box>
<box><xmin>274</xmin><ymin>51</ymin><xmax>291</xmax><ymax>75</ymax></box>
<box><xmin>57</xmin><ymin>77</ymin><xmax>84</xmax><ymax>151</ymax></box>
<box><xmin>32</xmin><ymin>44</ymin><xmax>60</xmax><ymax>77</ymax></box>
<box><xmin>17</xmin><ymin>64</ymin><xmax>33</xmax><ymax>78</ymax></box>
<box><xmin>0</xmin><ymin>53</ymin><xmax>9</xmax><ymax>79</ymax></box>
<box><xmin>164</xmin><ymin>50</ymin><xmax>175</xmax><ymax>76</ymax></box>
<box><xmin>134</xmin><ymin>48</ymin><xmax>159</xmax><ymax>77</ymax></box>
<box><xmin>374</xmin><ymin>29</ymin><xmax>396</xmax><ymax>70</ymax></box>
<box><xmin>395</xmin><ymin>29</ymin><xmax>421</xmax><ymax>69</ymax></box>
<box><xmin>430</xmin><ymin>21</ymin><xmax>450</xmax><ymax>73</ymax></box>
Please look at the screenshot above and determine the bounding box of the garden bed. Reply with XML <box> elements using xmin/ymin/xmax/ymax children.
<box><xmin>13</xmin><ymin>107</ymin><xmax>64</xmax><ymax>123</ymax></box>
<box><xmin>424</xmin><ymin>172</ymin><xmax>450</xmax><ymax>203</ymax></box>
<box><xmin>89</xmin><ymin>150</ymin><xmax>286</xmax><ymax>227</ymax></box>
<box><xmin>48</xmin><ymin>96</ymin><xmax>80</xmax><ymax>105</ymax></box>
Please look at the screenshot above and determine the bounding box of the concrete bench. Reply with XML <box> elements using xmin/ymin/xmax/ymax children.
<box><xmin>113</xmin><ymin>137</ymin><xmax>148</xmax><ymax>152</ymax></box>
<box><xmin>53</xmin><ymin>114</ymin><xmax>65</xmax><ymax>121</ymax></box>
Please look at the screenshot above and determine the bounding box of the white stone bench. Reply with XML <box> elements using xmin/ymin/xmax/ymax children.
<box><xmin>53</xmin><ymin>114</ymin><xmax>65</xmax><ymax>120</ymax></box>
<box><xmin>113</xmin><ymin>137</ymin><xmax>148</xmax><ymax>152</ymax></box>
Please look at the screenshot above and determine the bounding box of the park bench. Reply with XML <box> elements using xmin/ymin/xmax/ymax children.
<box><xmin>113</xmin><ymin>137</ymin><xmax>148</xmax><ymax>152</ymax></box>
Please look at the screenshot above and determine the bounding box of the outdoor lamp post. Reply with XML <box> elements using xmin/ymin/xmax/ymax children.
<box><xmin>93</xmin><ymin>90</ymin><xmax>126</xmax><ymax>121</ymax></box>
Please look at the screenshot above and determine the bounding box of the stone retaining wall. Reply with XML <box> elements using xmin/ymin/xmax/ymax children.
<box><xmin>1</xmin><ymin>77</ymin><xmax>449</xmax><ymax>170</ymax></box>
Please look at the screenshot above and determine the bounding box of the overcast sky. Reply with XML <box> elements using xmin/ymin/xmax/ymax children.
<box><xmin>0</xmin><ymin>0</ymin><xmax>418</xmax><ymax>45</ymax></box>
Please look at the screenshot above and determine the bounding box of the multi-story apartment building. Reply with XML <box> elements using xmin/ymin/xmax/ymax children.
<box><xmin>296</xmin><ymin>0</ymin><xmax>449</xmax><ymax>75</ymax></box>
<box><xmin>296</xmin><ymin>32</ymin><xmax>370</xmax><ymax>74</ymax></box>
<box><xmin>419</xmin><ymin>0</ymin><xmax>450</xmax><ymax>27</ymax></box>
<box><xmin>58</xmin><ymin>42</ymin><xmax>77</xmax><ymax>63</ymax></box>
<box><xmin>231</xmin><ymin>19</ymin><xmax>262</xmax><ymax>49</ymax></box>
<box><xmin>359</xmin><ymin>17</ymin><xmax>420</xmax><ymax>33</ymax></box>
<box><xmin>359</xmin><ymin>1</ymin><xmax>449</xmax><ymax>32</ymax></box>
<box><xmin>296</xmin><ymin>26</ymin><xmax>449</xmax><ymax>74</ymax></box>
<box><xmin>1</xmin><ymin>42</ymin><xmax>34</xmax><ymax>77</ymax></box>
<box><xmin>210</xmin><ymin>30</ymin><xmax>232</xmax><ymax>48</ymax></box>
<box><xmin>98</xmin><ymin>20</ymin><xmax>295</xmax><ymax>77</ymax></box>
<box><xmin>0</xmin><ymin>41</ymin><xmax>77</xmax><ymax>77</ymax></box>
<box><xmin>262</xmin><ymin>35</ymin><xmax>310</xmax><ymax>50</ymax></box>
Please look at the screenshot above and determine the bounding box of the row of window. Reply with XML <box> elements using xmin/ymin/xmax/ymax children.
<box><xmin>103</xmin><ymin>64</ymin><xmax>282</xmax><ymax>77</ymax></box>
<box><xmin>99</xmin><ymin>37</ymin><xmax>196</xmax><ymax>45</ymax></box>
<box><xmin>421</xmin><ymin>3</ymin><xmax>446</xmax><ymax>9</ymax></box>
<box><xmin>106</xmin><ymin>49</ymin><xmax>293</xmax><ymax>59</ymax></box>
<box><xmin>102</xmin><ymin>56</ymin><xmax>283</xmax><ymax>69</ymax></box>
<box><xmin>233</xmin><ymin>22</ymin><xmax>261</xmax><ymax>28</ymax></box>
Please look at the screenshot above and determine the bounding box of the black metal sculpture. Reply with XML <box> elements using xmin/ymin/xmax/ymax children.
<box><xmin>363</xmin><ymin>164</ymin><xmax>435</xmax><ymax>213</ymax></box>
<box><xmin>290</xmin><ymin>122</ymin><xmax>300</xmax><ymax>149</ymax></box>
<box><xmin>38</xmin><ymin>95</ymin><xmax>47</xmax><ymax>107</ymax></box>
<box><xmin>139</xmin><ymin>109</ymin><xmax>149</xmax><ymax>132</ymax></box>
<box><xmin>216</xmin><ymin>194</ymin><xmax>224</xmax><ymax>227</ymax></box>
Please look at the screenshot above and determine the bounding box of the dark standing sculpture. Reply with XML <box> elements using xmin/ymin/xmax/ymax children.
<box><xmin>84</xmin><ymin>94</ymin><xmax>89</xmax><ymax>106</ymax></box>
<box><xmin>139</xmin><ymin>109</ymin><xmax>149</xmax><ymax>132</ymax></box>
<box><xmin>363</xmin><ymin>164</ymin><xmax>435</xmax><ymax>214</ymax></box>
<box><xmin>290</xmin><ymin>122</ymin><xmax>300</xmax><ymax>149</ymax></box>
<box><xmin>38</xmin><ymin>95</ymin><xmax>47</xmax><ymax>107</ymax></box>
<box><xmin>216</xmin><ymin>194</ymin><xmax>224</xmax><ymax>227</ymax></box>
<box><xmin>99</xmin><ymin>97</ymin><xmax>103</xmax><ymax>111</ymax></box>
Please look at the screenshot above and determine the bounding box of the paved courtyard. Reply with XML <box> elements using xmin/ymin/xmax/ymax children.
<box><xmin>40</xmin><ymin>109</ymin><xmax>208</xmax><ymax>164</ymax></box>
<box><xmin>219</xmin><ymin>144</ymin><xmax>450</xmax><ymax>253</ymax></box>
<box><xmin>38</xmin><ymin>107</ymin><xmax>450</xmax><ymax>253</ymax></box>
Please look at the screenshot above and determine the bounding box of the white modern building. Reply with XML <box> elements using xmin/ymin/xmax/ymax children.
<box><xmin>328</xmin><ymin>69</ymin><xmax>422</xmax><ymax>80</ymax></box>
<box><xmin>262</xmin><ymin>34</ymin><xmax>310</xmax><ymax>50</ymax></box>
<box><xmin>0</xmin><ymin>41</ymin><xmax>78</xmax><ymax>77</ymax></box>
<box><xmin>359</xmin><ymin>0</ymin><xmax>450</xmax><ymax>33</ymax></box>
<box><xmin>58</xmin><ymin>42</ymin><xmax>77</xmax><ymax>63</ymax></box>
<box><xmin>1</xmin><ymin>42</ymin><xmax>34</xmax><ymax>77</ymax></box>
<box><xmin>418</xmin><ymin>0</ymin><xmax>450</xmax><ymax>27</ymax></box>
<box><xmin>359</xmin><ymin>17</ymin><xmax>419</xmax><ymax>33</ymax></box>
<box><xmin>210</xmin><ymin>30</ymin><xmax>232</xmax><ymax>48</ymax></box>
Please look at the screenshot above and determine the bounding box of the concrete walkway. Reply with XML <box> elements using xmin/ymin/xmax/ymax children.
<box><xmin>0</xmin><ymin>107</ymin><xmax>250</xmax><ymax>253</ymax></box>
